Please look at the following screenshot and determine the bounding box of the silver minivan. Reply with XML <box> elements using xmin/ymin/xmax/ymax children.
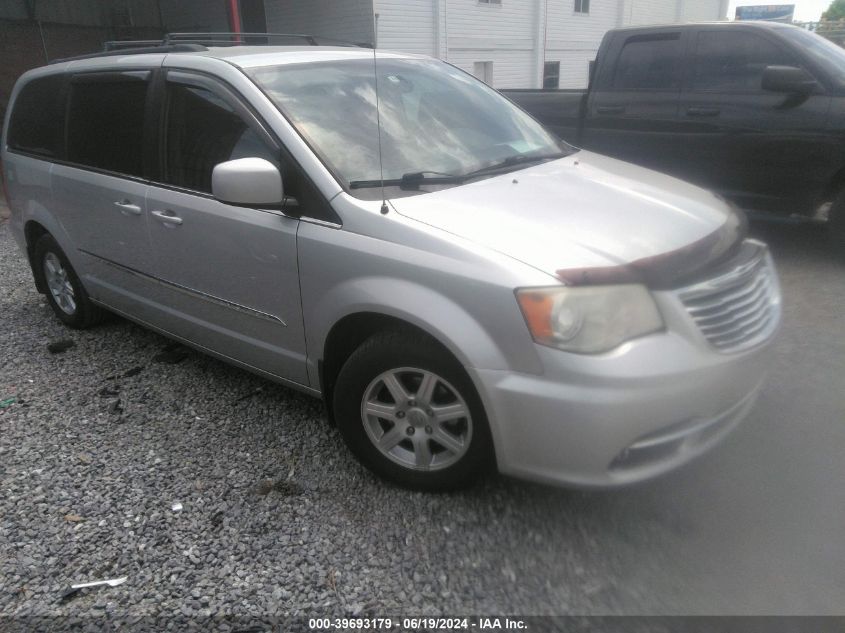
<box><xmin>1</xmin><ymin>41</ymin><xmax>781</xmax><ymax>490</ymax></box>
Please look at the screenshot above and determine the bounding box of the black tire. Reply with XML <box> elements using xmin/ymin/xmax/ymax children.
<box><xmin>33</xmin><ymin>234</ymin><xmax>104</xmax><ymax>329</ymax></box>
<box><xmin>333</xmin><ymin>330</ymin><xmax>494</xmax><ymax>491</ymax></box>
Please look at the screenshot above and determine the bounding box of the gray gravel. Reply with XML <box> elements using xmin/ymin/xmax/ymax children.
<box><xmin>1</xmin><ymin>218</ymin><xmax>843</xmax><ymax>620</ymax></box>
<box><xmin>0</xmin><ymin>221</ymin><xmax>624</xmax><ymax>619</ymax></box>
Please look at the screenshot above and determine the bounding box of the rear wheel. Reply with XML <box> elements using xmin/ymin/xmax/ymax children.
<box><xmin>34</xmin><ymin>234</ymin><xmax>104</xmax><ymax>328</ymax></box>
<box><xmin>332</xmin><ymin>331</ymin><xmax>494</xmax><ymax>490</ymax></box>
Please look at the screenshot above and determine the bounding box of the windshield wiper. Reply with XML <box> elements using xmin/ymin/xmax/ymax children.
<box><xmin>348</xmin><ymin>153</ymin><xmax>571</xmax><ymax>191</ymax></box>
<box><xmin>349</xmin><ymin>171</ymin><xmax>466</xmax><ymax>190</ymax></box>
<box><xmin>462</xmin><ymin>152</ymin><xmax>571</xmax><ymax>178</ymax></box>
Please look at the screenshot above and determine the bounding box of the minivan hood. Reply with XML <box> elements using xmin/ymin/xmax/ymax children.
<box><xmin>389</xmin><ymin>151</ymin><xmax>745</xmax><ymax>287</ymax></box>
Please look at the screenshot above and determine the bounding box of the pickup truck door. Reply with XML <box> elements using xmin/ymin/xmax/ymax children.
<box><xmin>675</xmin><ymin>26</ymin><xmax>833</xmax><ymax>215</ymax></box>
<box><xmin>581</xmin><ymin>29</ymin><xmax>687</xmax><ymax>176</ymax></box>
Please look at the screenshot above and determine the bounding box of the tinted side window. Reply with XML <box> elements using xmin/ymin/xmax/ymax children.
<box><xmin>693</xmin><ymin>31</ymin><xmax>796</xmax><ymax>92</ymax></box>
<box><xmin>163</xmin><ymin>79</ymin><xmax>338</xmax><ymax>223</ymax></box>
<box><xmin>613</xmin><ymin>34</ymin><xmax>683</xmax><ymax>91</ymax></box>
<box><xmin>163</xmin><ymin>83</ymin><xmax>279</xmax><ymax>193</ymax></box>
<box><xmin>66</xmin><ymin>76</ymin><xmax>148</xmax><ymax>177</ymax></box>
<box><xmin>7</xmin><ymin>74</ymin><xmax>66</xmax><ymax>158</ymax></box>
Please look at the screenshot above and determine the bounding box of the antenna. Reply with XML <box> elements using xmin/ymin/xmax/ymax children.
<box><xmin>372</xmin><ymin>13</ymin><xmax>389</xmax><ymax>215</ymax></box>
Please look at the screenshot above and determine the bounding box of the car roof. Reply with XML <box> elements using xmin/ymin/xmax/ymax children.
<box><xmin>193</xmin><ymin>46</ymin><xmax>428</xmax><ymax>69</ymax></box>
<box><xmin>610</xmin><ymin>20</ymin><xmax>799</xmax><ymax>34</ymax></box>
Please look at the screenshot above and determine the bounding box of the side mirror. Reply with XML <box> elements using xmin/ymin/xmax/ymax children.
<box><xmin>212</xmin><ymin>157</ymin><xmax>283</xmax><ymax>207</ymax></box>
<box><xmin>762</xmin><ymin>65</ymin><xmax>818</xmax><ymax>95</ymax></box>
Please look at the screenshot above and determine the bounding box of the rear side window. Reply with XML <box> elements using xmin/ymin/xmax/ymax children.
<box><xmin>693</xmin><ymin>31</ymin><xmax>796</xmax><ymax>93</ymax></box>
<box><xmin>613</xmin><ymin>34</ymin><xmax>683</xmax><ymax>91</ymax></box>
<box><xmin>7</xmin><ymin>74</ymin><xmax>65</xmax><ymax>158</ymax></box>
<box><xmin>163</xmin><ymin>83</ymin><xmax>279</xmax><ymax>193</ymax></box>
<box><xmin>66</xmin><ymin>74</ymin><xmax>148</xmax><ymax>178</ymax></box>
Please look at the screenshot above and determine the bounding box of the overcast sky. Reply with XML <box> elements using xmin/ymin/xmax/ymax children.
<box><xmin>727</xmin><ymin>0</ymin><xmax>833</xmax><ymax>21</ymax></box>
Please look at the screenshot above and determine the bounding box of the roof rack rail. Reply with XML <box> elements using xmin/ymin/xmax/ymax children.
<box><xmin>49</xmin><ymin>43</ymin><xmax>207</xmax><ymax>65</ymax></box>
<box><xmin>164</xmin><ymin>32</ymin><xmax>373</xmax><ymax>48</ymax></box>
<box><xmin>47</xmin><ymin>31</ymin><xmax>373</xmax><ymax>65</ymax></box>
<box><xmin>103</xmin><ymin>39</ymin><xmax>163</xmax><ymax>51</ymax></box>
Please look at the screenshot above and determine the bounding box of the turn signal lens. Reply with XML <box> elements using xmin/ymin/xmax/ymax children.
<box><xmin>516</xmin><ymin>285</ymin><xmax>663</xmax><ymax>354</ymax></box>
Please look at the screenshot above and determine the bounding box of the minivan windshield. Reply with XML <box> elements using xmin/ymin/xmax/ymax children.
<box><xmin>247</xmin><ymin>57</ymin><xmax>574</xmax><ymax>199</ymax></box>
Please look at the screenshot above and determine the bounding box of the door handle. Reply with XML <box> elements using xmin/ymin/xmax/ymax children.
<box><xmin>597</xmin><ymin>105</ymin><xmax>626</xmax><ymax>115</ymax></box>
<box><xmin>114</xmin><ymin>200</ymin><xmax>142</xmax><ymax>216</ymax></box>
<box><xmin>686</xmin><ymin>107</ymin><xmax>721</xmax><ymax>117</ymax></box>
<box><xmin>151</xmin><ymin>210</ymin><xmax>183</xmax><ymax>226</ymax></box>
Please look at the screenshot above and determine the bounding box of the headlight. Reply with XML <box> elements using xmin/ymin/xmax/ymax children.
<box><xmin>516</xmin><ymin>285</ymin><xmax>663</xmax><ymax>354</ymax></box>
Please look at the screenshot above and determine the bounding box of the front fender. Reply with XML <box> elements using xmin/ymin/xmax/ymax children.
<box><xmin>304</xmin><ymin>275</ymin><xmax>514</xmax><ymax>388</ymax></box>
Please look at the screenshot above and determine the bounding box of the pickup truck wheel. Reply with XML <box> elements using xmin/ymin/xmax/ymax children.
<box><xmin>829</xmin><ymin>190</ymin><xmax>845</xmax><ymax>255</ymax></box>
<box><xmin>333</xmin><ymin>331</ymin><xmax>494</xmax><ymax>491</ymax></box>
<box><xmin>34</xmin><ymin>234</ymin><xmax>104</xmax><ymax>329</ymax></box>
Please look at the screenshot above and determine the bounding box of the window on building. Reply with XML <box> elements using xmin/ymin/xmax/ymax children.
<box><xmin>163</xmin><ymin>83</ymin><xmax>279</xmax><ymax>193</ymax></box>
<box><xmin>66</xmin><ymin>74</ymin><xmax>148</xmax><ymax>177</ymax></box>
<box><xmin>543</xmin><ymin>61</ymin><xmax>561</xmax><ymax>89</ymax></box>
<box><xmin>693</xmin><ymin>31</ymin><xmax>797</xmax><ymax>92</ymax></box>
<box><xmin>574</xmin><ymin>0</ymin><xmax>590</xmax><ymax>14</ymax></box>
<box><xmin>7</xmin><ymin>74</ymin><xmax>66</xmax><ymax>158</ymax></box>
<box><xmin>613</xmin><ymin>33</ymin><xmax>684</xmax><ymax>91</ymax></box>
<box><xmin>473</xmin><ymin>61</ymin><xmax>494</xmax><ymax>85</ymax></box>
<box><xmin>478</xmin><ymin>0</ymin><xmax>502</xmax><ymax>4</ymax></box>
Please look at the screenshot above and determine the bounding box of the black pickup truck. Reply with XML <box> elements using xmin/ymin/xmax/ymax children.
<box><xmin>502</xmin><ymin>22</ymin><xmax>845</xmax><ymax>241</ymax></box>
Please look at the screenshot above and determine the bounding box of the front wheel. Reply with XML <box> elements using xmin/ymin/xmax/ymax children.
<box><xmin>333</xmin><ymin>331</ymin><xmax>494</xmax><ymax>490</ymax></box>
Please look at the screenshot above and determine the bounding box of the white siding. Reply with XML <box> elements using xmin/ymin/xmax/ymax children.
<box><xmin>265</xmin><ymin>0</ymin><xmax>375</xmax><ymax>45</ymax></box>
<box><xmin>374</xmin><ymin>0</ymin><xmax>436</xmax><ymax>55</ymax></box>
<box><xmin>440</xmin><ymin>0</ymin><xmax>537</xmax><ymax>87</ymax></box>
<box><xmin>448</xmin><ymin>48</ymin><xmax>535</xmax><ymax>87</ymax></box>
<box><xmin>621</xmin><ymin>0</ymin><xmax>725</xmax><ymax>26</ymax></box>
<box><xmin>544</xmin><ymin>0</ymin><xmax>620</xmax><ymax>88</ymax></box>
<box><xmin>680</xmin><ymin>0</ymin><xmax>727</xmax><ymax>22</ymax></box>
<box><xmin>621</xmin><ymin>0</ymin><xmax>678</xmax><ymax>25</ymax></box>
<box><xmin>261</xmin><ymin>0</ymin><xmax>728</xmax><ymax>89</ymax></box>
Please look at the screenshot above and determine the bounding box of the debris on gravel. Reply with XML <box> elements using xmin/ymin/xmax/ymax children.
<box><xmin>152</xmin><ymin>343</ymin><xmax>190</xmax><ymax>365</ymax></box>
<box><xmin>46</xmin><ymin>339</ymin><xmax>75</xmax><ymax>354</ymax></box>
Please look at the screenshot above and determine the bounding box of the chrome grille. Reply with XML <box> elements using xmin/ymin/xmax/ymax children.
<box><xmin>677</xmin><ymin>239</ymin><xmax>780</xmax><ymax>353</ymax></box>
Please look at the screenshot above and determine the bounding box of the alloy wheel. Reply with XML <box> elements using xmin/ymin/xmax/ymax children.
<box><xmin>43</xmin><ymin>252</ymin><xmax>77</xmax><ymax>315</ymax></box>
<box><xmin>361</xmin><ymin>367</ymin><xmax>473</xmax><ymax>471</ymax></box>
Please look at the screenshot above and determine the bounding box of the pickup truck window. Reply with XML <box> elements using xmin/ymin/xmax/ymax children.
<box><xmin>614</xmin><ymin>34</ymin><xmax>683</xmax><ymax>91</ymax></box>
<box><xmin>693</xmin><ymin>31</ymin><xmax>796</xmax><ymax>93</ymax></box>
<box><xmin>781</xmin><ymin>27</ymin><xmax>845</xmax><ymax>88</ymax></box>
<box><xmin>247</xmin><ymin>58</ymin><xmax>571</xmax><ymax>199</ymax></box>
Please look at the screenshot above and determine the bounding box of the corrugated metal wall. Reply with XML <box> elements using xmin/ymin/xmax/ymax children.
<box><xmin>0</xmin><ymin>0</ymin><xmax>233</xmax><ymax>122</ymax></box>
<box><xmin>265</xmin><ymin>0</ymin><xmax>374</xmax><ymax>45</ymax></box>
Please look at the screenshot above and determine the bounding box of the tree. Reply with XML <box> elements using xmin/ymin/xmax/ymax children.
<box><xmin>822</xmin><ymin>0</ymin><xmax>845</xmax><ymax>21</ymax></box>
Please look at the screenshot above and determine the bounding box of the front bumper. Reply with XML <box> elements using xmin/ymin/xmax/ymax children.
<box><xmin>472</xmin><ymin>315</ymin><xmax>777</xmax><ymax>488</ymax></box>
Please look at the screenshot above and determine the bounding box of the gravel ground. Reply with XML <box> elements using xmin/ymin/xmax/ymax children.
<box><xmin>0</xmin><ymin>220</ymin><xmax>630</xmax><ymax>621</ymax></box>
<box><xmin>1</xmin><ymin>216</ymin><xmax>843</xmax><ymax>624</ymax></box>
